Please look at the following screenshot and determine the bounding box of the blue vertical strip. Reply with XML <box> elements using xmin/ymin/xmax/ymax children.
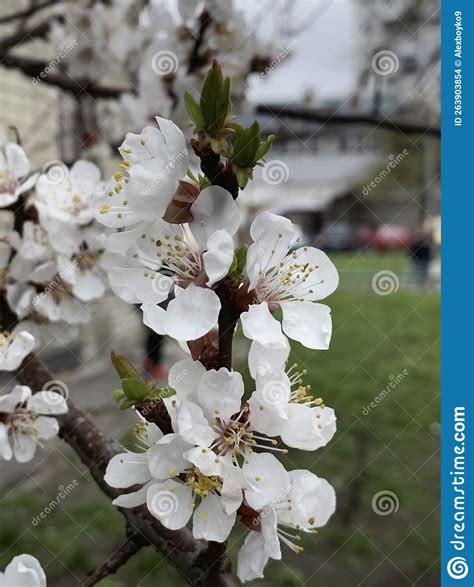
<box><xmin>442</xmin><ymin>0</ymin><xmax>474</xmax><ymax>585</ymax></box>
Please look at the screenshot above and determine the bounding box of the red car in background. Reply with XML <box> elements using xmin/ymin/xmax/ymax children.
<box><xmin>374</xmin><ymin>224</ymin><xmax>412</xmax><ymax>250</ymax></box>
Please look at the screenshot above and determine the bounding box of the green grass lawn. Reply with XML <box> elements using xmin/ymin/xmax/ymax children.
<box><xmin>0</xmin><ymin>254</ymin><xmax>439</xmax><ymax>586</ymax></box>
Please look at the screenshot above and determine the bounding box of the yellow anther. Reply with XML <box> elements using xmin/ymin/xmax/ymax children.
<box><xmin>99</xmin><ymin>204</ymin><xmax>111</xmax><ymax>214</ymax></box>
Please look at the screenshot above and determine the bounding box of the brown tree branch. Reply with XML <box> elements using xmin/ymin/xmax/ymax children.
<box><xmin>0</xmin><ymin>53</ymin><xmax>129</xmax><ymax>98</ymax></box>
<box><xmin>191</xmin><ymin>140</ymin><xmax>240</xmax><ymax>200</ymax></box>
<box><xmin>256</xmin><ymin>104</ymin><xmax>441</xmax><ymax>137</ymax></box>
<box><xmin>187</xmin><ymin>10</ymin><xmax>212</xmax><ymax>74</ymax></box>
<box><xmin>0</xmin><ymin>0</ymin><xmax>59</xmax><ymax>25</ymax></box>
<box><xmin>216</xmin><ymin>281</ymin><xmax>240</xmax><ymax>370</ymax></box>
<box><xmin>0</xmin><ymin>18</ymin><xmax>52</xmax><ymax>51</ymax></box>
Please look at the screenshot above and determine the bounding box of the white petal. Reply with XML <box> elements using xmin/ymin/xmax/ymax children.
<box><xmin>112</xmin><ymin>482</ymin><xmax>150</xmax><ymax>508</ymax></box>
<box><xmin>147</xmin><ymin>481</ymin><xmax>194</xmax><ymax>530</ymax></box>
<box><xmin>104</xmin><ymin>452</ymin><xmax>151</xmax><ymax>488</ymax></box>
<box><xmin>203</xmin><ymin>230</ymin><xmax>234</xmax><ymax>286</ymax></box>
<box><xmin>28</xmin><ymin>391</ymin><xmax>68</xmax><ymax>415</ymax></box>
<box><xmin>183</xmin><ymin>446</ymin><xmax>223</xmax><ymax>477</ymax></box>
<box><xmin>119</xmin><ymin>125</ymin><xmax>166</xmax><ymax>163</ymax></box>
<box><xmin>108</xmin><ymin>267</ymin><xmax>172</xmax><ymax>304</ymax></box>
<box><xmin>277</xmin><ymin>470</ymin><xmax>336</xmax><ymax>530</ymax></box>
<box><xmin>13</xmin><ymin>433</ymin><xmax>37</xmax><ymax>463</ymax></box>
<box><xmin>69</xmin><ymin>160</ymin><xmax>101</xmax><ymax>196</ymax></box>
<box><xmin>193</xmin><ymin>494</ymin><xmax>236</xmax><ymax>542</ymax></box>
<box><xmin>176</xmin><ymin>400</ymin><xmax>219</xmax><ymax>446</ymax></box>
<box><xmin>155</xmin><ymin>116</ymin><xmax>189</xmax><ymax>178</ymax></box>
<box><xmin>248</xmin><ymin>339</ymin><xmax>290</xmax><ymax>379</ymax></box>
<box><xmin>0</xmin><ymin>385</ymin><xmax>31</xmax><ymax>413</ymax></box>
<box><xmin>71</xmin><ymin>270</ymin><xmax>105</xmax><ymax>302</ymax></box>
<box><xmin>254</xmin><ymin>369</ymin><xmax>291</xmax><ymax>409</ymax></box>
<box><xmin>281</xmin><ymin>246</ymin><xmax>339</xmax><ymax>301</ymax></box>
<box><xmin>2</xmin><ymin>331</ymin><xmax>35</xmax><ymax>371</ymax></box>
<box><xmin>237</xmin><ymin>532</ymin><xmax>269</xmax><ymax>582</ymax></box>
<box><xmin>190</xmin><ymin>186</ymin><xmax>240</xmax><ymax>247</ymax></box>
<box><xmin>197</xmin><ymin>368</ymin><xmax>244</xmax><ymax>422</ymax></box>
<box><xmin>168</xmin><ymin>359</ymin><xmax>206</xmax><ymax>400</ymax></box>
<box><xmin>241</xmin><ymin>302</ymin><xmax>286</xmax><ymax>347</ymax></box>
<box><xmin>147</xmin><ymin>433</ymin><xmax>191</xmax><ymax>479</ymax></box>
<box><xmin>5</xmin><ymin>143</ymin><xmax>30</xmax><ymax>178</ymax></box>
<box><xmin>142</xmin><ymin>283</ymin><xmax>220</xmax><ymax>341</ymax></box>
<box><xmin>260</xmin><ymin>506</ymin><xmax>281</xmax><ymax>559</ymax></box>
<box><xmin>246</xmin><ymin>212</ymin><xmax>296</xmax><ymax>288</ymax></box>
<box><xmin>281</xmin><ymin>301</ymin><xmax>332</xmax><ymax>349</ymax></box>
<box><xmin>243</xmin><ymin>452</ymin><xmax>290</xmax><ymax>511</ymax></box>
<box><xmin>248</xmin><ymin>395</ymin><xmax>286</xmax><ymax>438</ymax></box>
<box><xmin>0</xmin><ymin>423</ymin><xmax>12</xmax><ymax>461</ymax></box>
<box><xmin>2</xmin><ymin>554</ymin><xmax>46</xmax><ymax>587</ymax></box>
<box><xmin>281</xmin><ymin>404</ymin><xmax>337</xmax><ymax>451</ymax></box>
<box><xmin>35</xmin><ymin>416</ymin><xmax>59</xmax><ymax>440</ymax></box>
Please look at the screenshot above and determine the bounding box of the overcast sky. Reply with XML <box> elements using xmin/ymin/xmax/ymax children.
<box><xmin>238</xmin><ymin>0</ymin><xmax>358</xmax><ymax>106</ymax></box>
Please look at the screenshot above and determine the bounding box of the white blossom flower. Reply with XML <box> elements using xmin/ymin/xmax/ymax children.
<box><xmin>0</xmin><ymin>554</ymin><xmax>46</xmax><ymax>587</ymax></box>
<box><xmin>247</xmin><ymin>340</ymin><xmax>337</xmax><ymax>450</ymax></box>
<box><xmin>8</xmin><ymin>221</ymin><xmax>52</xmax><ymax>263</ymax></box>
<box><xmin>35</xmin><ymin>160</ymin><xmax>103</xmax><ymax>226</ymax></box>
<box><xmin>237</xmin><ymin>470</ymin><xmax>336</xmax><ymax>582</ymax></box>
<box><xmin>105</xmin><ymin>414</ymin><xmax>244</xmax><ymax>543</ymax></box>
<box><xmin>0</xmin><ymin>143</ymin><xmax>37</xmax><ymax>207</ymax></box>
<box><xmin>240</xmin><ymin>212</ymin><xmax>339</xmax><ymax>349</ymax></box>
<box><xmin>105</xmin><ymin>359</ymin><xmax>292</xmax><ymax>542</ymax></box>
<box><xmin>167</xmin><ymin>359</ymin><xmax>291</xmax><ymax>511</ymax></box>
<box><xmin>0</xmin><ymin>385</ymin><xmax>68</xmax><ymax>462</ymax></box>
<box><xmin>93</xmin><ymin>118</ymin><xmax>189</xmax><ymax>229</ymax></box>
<box><xmin>103</xmin><ymin>184</ymin><xmax>239</xmax><ymax>341</ymax></box>
<box><xmin>0</xmin><ymin>330</ymin><xmax>35</xmax><ymax>371</ymax></box>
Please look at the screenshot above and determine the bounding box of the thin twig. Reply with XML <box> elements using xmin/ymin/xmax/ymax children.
<box><xmin>83</xmin><ymin>536</ymin><xmax>144</xmax><ymax>586</ymax></box>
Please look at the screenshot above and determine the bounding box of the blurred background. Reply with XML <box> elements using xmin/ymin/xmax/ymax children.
<box><xmin>0</xmin><ymin>1</ymin><xmax>440</xmax><ymax>585</ymax></box>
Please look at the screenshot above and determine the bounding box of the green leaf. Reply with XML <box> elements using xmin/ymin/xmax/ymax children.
<box><xmin>199</xmin><ymin>62</ymin><xmax>231</xmax><ymax>137</ymax></box>
<box><xmin>231</xmin><ymin>122</ymin><xmax>262</xmax><ymax>168</ymax></box>
<box><xmin>229</xmin><ymin>244</ymin><xmax>248</xmax><ymax>277</ymax></box>
<box><xmin>200</xmin><ymin>62</ymin><xmax>224</xmax><ymax>134</ymax></box>
<box><xmin>256</xmin><ymin>134</ymin><xmax>274</xmax><ymax>161</ymax></box>
<box><xmin>185</xmin><ymin>92</ymin><xmax>205</xmax><ymax>128</ymax></box>
<box><xmin>122</xmin><ymin>377</ymin><xmax>149</xmax><ymax>401</ymax></box>
<box><xmin>214</xmin><ymin>76</ymin><xmax>230</xmax><ymax>135</ymax></box>
<box><xmin>146</xmin><ymin>386</ymin><xmax>176</xmax><ymax>400</ymax></box>
<box><xmin>111</xmin><ymin>351</ymin><xmax>139</xmax><ymax>380</ymax></box>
